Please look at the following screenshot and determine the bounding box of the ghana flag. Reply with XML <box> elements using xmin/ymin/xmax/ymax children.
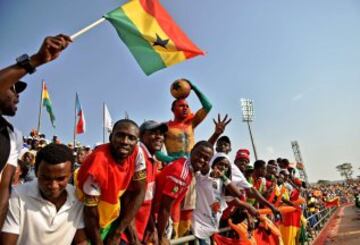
<box><xmin>104</xmin><ymin>0</ymin><xmax>205</xmax><ymax>75</ymax></box>
<box><xmin>42</xmin><ymin>81</ymin><xmax>55</xmax><ymax>128</ymax></box>
<box><xmin>279</xmin><ymin>208</ymin><xmax>302</xmax><ymax>245</ymax></box>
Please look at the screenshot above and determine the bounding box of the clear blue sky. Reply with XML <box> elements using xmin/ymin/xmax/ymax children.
<box><xmin>1</xmin><ymin>0</ymin><xmax>360</xmax><ymax>182</ymax></box>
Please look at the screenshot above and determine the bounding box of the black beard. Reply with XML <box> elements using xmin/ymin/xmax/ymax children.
<box><xmin>1</xmin><ymin>108</ymin><xmax>16</xmax><ymax>116</ymax></box>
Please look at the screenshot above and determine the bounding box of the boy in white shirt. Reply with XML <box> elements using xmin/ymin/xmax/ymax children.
<box><xmin>192</xmin><ymin>153</ymin><xmax>258</xmax><ymax>244</ymax></box>
<box><xmin>1</xmin><ymin>143</ymin><xmax>87</xmax><ymax>245</ymax></box>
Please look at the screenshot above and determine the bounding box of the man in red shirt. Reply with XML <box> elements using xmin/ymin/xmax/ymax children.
<box><xmin>121</xmin><ymin>120</ymin><xmax>168</xmax><ymax>244</ymax></box>
<box><xmin>153</xmin><ymin>141</ymin><xmax>214</xmax><ymax>245</ymax></box>
<box><xmin>76</xmin><ymin>119</ymin><xmax>147</xmax><ymax>245</ymax></box>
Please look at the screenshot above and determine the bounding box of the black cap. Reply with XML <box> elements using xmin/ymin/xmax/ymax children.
<box><xmin>14</xmin><ymin>81</ymin><xmax>27</xmax><ymax>93</ymax></box>
<box><xmin>140</xmin><ymin>120</ymin><xmax>168</xmax><ymax>134</ymax></box>
<box><xmin>217</xmin><ymin>135</ymin><xmax>231</xmax><ymax>144</ymax></box>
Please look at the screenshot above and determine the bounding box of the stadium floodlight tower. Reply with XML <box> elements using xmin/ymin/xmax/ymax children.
<box><xmin>240</xmin><ymin>98</ymin><xmax>258</xmax><ymax>160</ymax></box>
<box><xmin>291</xmin><ymin>141</ymin><xmax>309</xmax><ymax>184</ymax></box>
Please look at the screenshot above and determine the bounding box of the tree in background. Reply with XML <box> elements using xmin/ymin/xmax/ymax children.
<box><xmin>336</xmin><ymin>163</ymin><xmax>353</xmax><ymax>181</ymax></box>
<box><xmin>317</xmin><ymin>180</ymin><xmax>331</xmax><ymax>185</ymax></box>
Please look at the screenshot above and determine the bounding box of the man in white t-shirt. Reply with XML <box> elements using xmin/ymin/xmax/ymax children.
<box><xmin>1</xmin><ymin>143</ymin><xmax>87</xmax><ymax>245</ymax></box>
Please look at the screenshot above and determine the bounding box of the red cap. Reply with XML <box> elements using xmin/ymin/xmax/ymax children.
<box><xmin>235</xmin><ymin>149</ymin><xmax>250</xmax><ymax>162</ymax></box>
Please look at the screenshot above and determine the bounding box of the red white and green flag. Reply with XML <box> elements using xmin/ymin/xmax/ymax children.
<box><xmin>104</xmin><ymin>0</ymin><xmax>205</xmax><ymax>75</ymax></box>
<box><xmin>75</xmin><ymin>93</ymin><xmax>86</xmax><ymax>134</ymax></box>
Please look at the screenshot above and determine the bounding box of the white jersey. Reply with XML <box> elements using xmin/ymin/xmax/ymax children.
<box><xmin>192</xmin><ymin>173</ymin><xmax>228</xmax><ymax>239</ymax></box>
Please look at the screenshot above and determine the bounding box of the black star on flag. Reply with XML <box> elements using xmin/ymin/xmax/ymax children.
<box><xmin>153</xmin><ymin>34</ymin><xmax>169</xmax><ymax>48</ymax></box>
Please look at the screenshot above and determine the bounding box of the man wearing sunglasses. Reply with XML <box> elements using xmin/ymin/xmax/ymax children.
<box><xmin>0</xmin><ymin>80</ymin><xmax>27</xmax><ymax>230</ymax></box>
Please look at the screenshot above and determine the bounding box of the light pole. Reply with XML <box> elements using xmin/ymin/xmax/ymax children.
<box><xmin>291</xmin><ymin>141</ymin><xmax>309</xmax><ymax>184</ymax></box>
<box><xmin>241</xmin><ymin>98</ymin><xmax>258</xmax><ymax>160</ymax></box>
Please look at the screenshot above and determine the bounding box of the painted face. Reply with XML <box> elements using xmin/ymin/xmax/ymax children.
<box><xmin>141</xmin><ymin>129</ymin><xmax>165</xmax><ymax>154</ymax></box>
<box><xmin>0</xmin><ymin>86</ymin><xmax>19</xmax><ymax>116</ymax></box>
<box><xmin>110</xmin><ymin>122</ymin><xmax>139</xmax><ymax>161</ymax></box>
<box><xmin>172</xmin><ymin>99</ymin><xmax>191</xmax><ymax>119</ymax></box>
<box><xmin>234</xmin><ymin>158</ymin><xmax>249</xmax><ymax>173</ymax></box>
<box><xmin>190</xmin><ymin>145</ymin><xmax>213</xmax><ymax>173</ymax></box>
<box><xmin>216</xmin><ymin>141</ymin><xmax>231</xmax><ymax>154</ymax></box>
<box><xmin>37</xmin><ymin>161</ymin><xmax>72</xmax><ymax>200</ymax></box>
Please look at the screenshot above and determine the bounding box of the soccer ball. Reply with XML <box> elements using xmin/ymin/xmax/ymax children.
<box><xmin>170</xmin><ymin>79</ymin><xmax>191</xmax><ymax>99</ymax></box>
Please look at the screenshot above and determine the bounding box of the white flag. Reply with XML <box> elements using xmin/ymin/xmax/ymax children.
<box><xmin>104</xmin><ymin>104</ymin><xmax>112</xmax><ymax>133</ymax></box>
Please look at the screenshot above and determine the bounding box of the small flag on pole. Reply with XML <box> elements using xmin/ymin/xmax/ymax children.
<box><xmin>42</xmin><ymin>82</ymin><xmax>56</xmax><ymax>128</ymax></box>
<box><xmin>104</xmin><ymin>0</ymin><xmax>205</xmax><ymax>75</ymax></box>
<box><xmin>104</xmin><ymin>104</ymin><xmax>112</xmax><ymax>133</ymax></box>
<box><xmin>75</xmin><ymin>93</ymin><xmax>86</xmax><ymax>134</ymax></box>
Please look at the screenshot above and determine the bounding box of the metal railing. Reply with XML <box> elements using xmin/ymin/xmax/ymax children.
<box><xmin>304</xmin><ymin>206</ymin><xmax>337</xmax><ymax>244</ymax></box>
<box><xmin>169</xmin><ymin>207</ymin><xmax>338</xmax><ymax>245</ymax></box>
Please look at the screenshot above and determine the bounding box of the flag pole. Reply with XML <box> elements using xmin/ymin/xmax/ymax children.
<box><xmin>73</xmin><ymin>93</ymin><xmax>77</xmax><ymax>149</ymax></box>
<box><xmin>103</xmin><ymin>102</ymin><xmax>106</xmax><ymax>143</ymax></box>
<box><xmin>71</xmin><ymin>17</ymin><xmax>106</xmax><ymax>40</ymax></box>
<box><xmin>37</xmin><ymin>80</ymin><xmax>44</xmax><ymax>134</ymax></box>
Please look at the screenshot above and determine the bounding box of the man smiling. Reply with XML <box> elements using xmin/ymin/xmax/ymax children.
<box><xmin>121</xmin><ymin>120</ymin><xmax>168</xmax><ymax>244</ymax></box>
<box><xmin>76</xmin><ymin>119</ymin><xmax>147</xmax><ymax>245</ymax></box>
<box><xmin>153</xmin><ymin>141</ymin><xmax>214</xmax><ymax>244</ymax></box>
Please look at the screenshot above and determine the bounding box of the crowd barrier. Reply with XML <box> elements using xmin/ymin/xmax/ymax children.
<box><xmin>170</xmin><ymin>207</ymin><xmax>338</xmax><ymax>245</ymax></box>
<box><xmin>304</xmin><ymin>206</ymin><xmax>337</xmax><ymax>245</ymax></box>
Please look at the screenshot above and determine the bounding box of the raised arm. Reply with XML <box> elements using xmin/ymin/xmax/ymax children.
<box><xmin>0</xmin><ymin>34</ymin><xmax>71</xmax><ymax>92</ymax></box>
<box><xmin>189</xmin><ymin>82</ymin><xmax>212</xmax><ymax>128</ymax></box>
<box><xmin>208</xmin><ymin>114</ymin><xmax>232</xmax><ymax>145</ymax></box>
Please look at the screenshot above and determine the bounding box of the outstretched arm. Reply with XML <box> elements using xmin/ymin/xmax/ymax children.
<box><xmin>225</xmin><ymin>181</ymin><xmax>258</xmax><ymax>218</ymax></box>
<box><xmin>248</xmin><ymin>187</ymin><xmax>281</xmax><ymax>219</ymax></box>
<box><xmin>0</xmin><ymin>34</ymin><xmax>72</xmax><ymax>92</ymax></box>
